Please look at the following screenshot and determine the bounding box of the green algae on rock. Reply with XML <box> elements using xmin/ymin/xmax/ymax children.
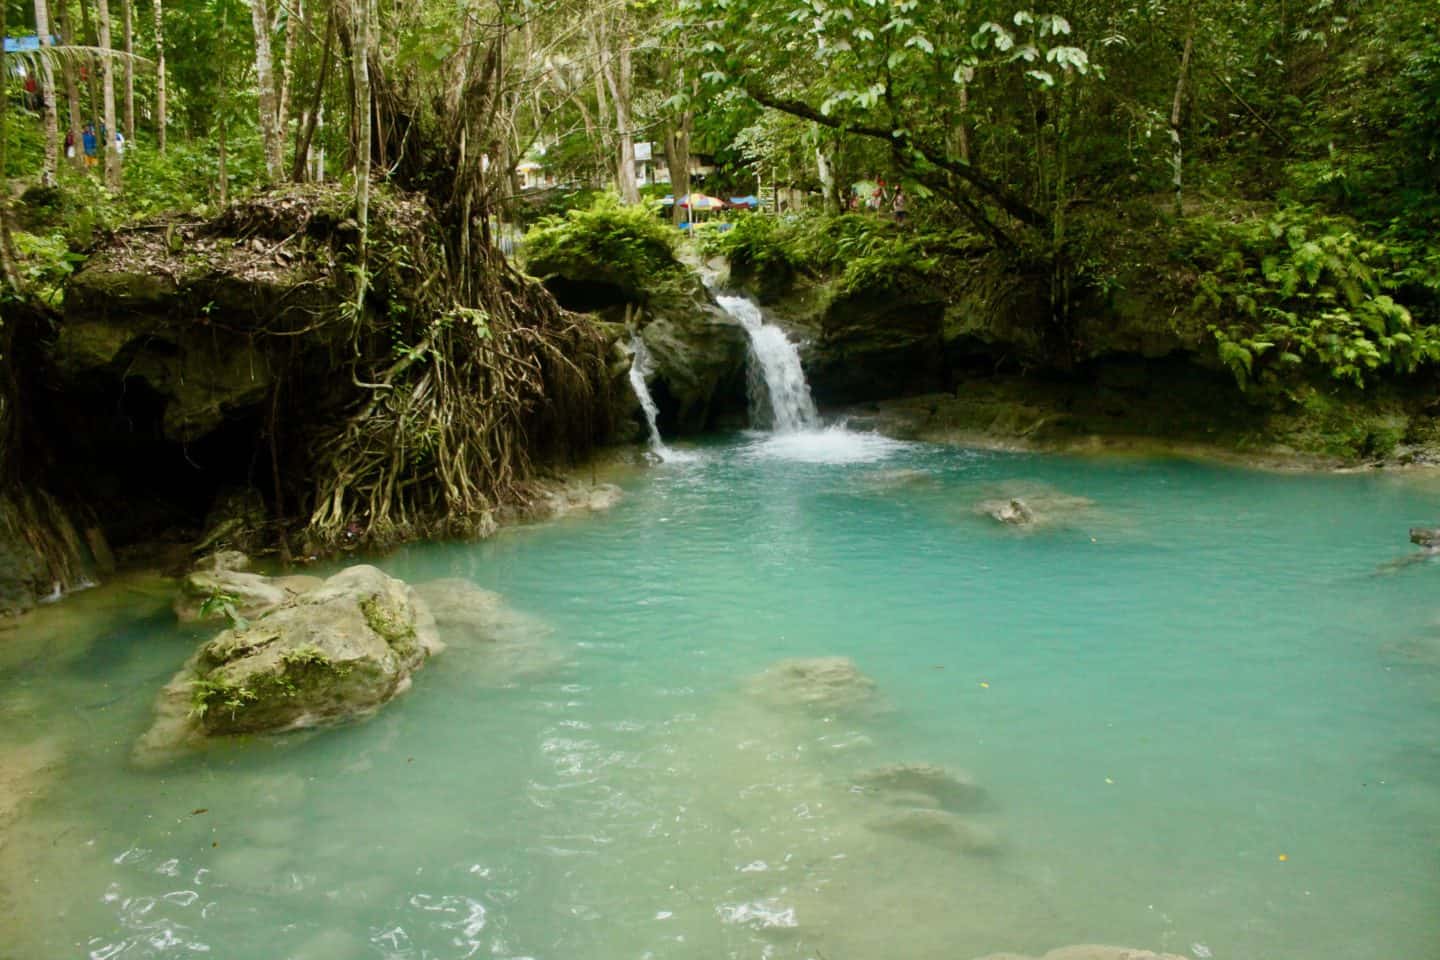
<box><xmin>138</xmin><ymin>565</ymin><xmax>441</xmax><ymax>760</ymax></box>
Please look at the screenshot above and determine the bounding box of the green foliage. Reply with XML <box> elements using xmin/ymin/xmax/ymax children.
<box><xmin>10</xmin><ymin>230</ymin><xmax>83</xmax><ymax>305</ymax></box>
<box><xmin>520</xmin><ymin>194</ymin><xmax>683</xmax><ymax>299</ymax></box>
<box><xmin>1186</xmin><ymin>208</ymin><xmax>1440</xmax><ymax>388</ymax></box>
<box><xmin>188</xmin><ymin>675</ymin><xmax>257</xmax><ymax>719</ymax></box>
<box><xmin>704</xmin><ymin>212</ymin><xmax>803</xmax><ymax>276</ymax></box>
<box><xmin>709</xmin><ymin>211</ymin><xmax>954</xmax><ymax>299</ymax></box>
<box><xmin>199</xmin><ymin>587</ymin><xmax>249</xmax><ymax>630</ymax></box>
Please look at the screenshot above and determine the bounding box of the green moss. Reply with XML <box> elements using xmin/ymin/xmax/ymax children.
<box><xmin>360</xmin><ymin>594</ymin><xmax>417</xmax><ymax>651</ymax></box>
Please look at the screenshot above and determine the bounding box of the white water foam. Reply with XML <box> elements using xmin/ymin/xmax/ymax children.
<box><xmin>741</xmin><ymin>423</ymin><xmax>910</xmax><ymax>464</ymax></box>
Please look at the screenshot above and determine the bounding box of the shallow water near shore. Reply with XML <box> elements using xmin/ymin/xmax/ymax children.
<box><xmin>2</xmin><ymin>432</ymin><xmax>1439</xmax><ymax>960</ymax></box>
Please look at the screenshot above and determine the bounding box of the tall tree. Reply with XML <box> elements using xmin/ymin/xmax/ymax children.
<box><xmin>350</xmin><ymin>0</ymin><xmax>371</xmax><ymax>269</ymax></box>
<box><xmin>276</xmin><ymin>0</ymin><xmax>298</xmax><ymax>135</ymax></box>
<box><xmin>598</xmin><ymin>4</ymin><xmax>638</xmax><ymax>204</ymax></box>
<box><xmin>79</xmin><ymin>0</ymin><xmax>99</xmax><ymax>129</ymax></box>
<box><xmin>120</xmin><ymin>0</ymin><xmax>133</xmax><ymax>142</ymax></box>
<box><xmin>96</xmin><ymin>0</ymin><xmax>119</xmax><ymax>188</ymax></box>
<box><xmin>58</xmin><ymin>0</ymin><xmax>83</xmax><ymax>166</ymax></box>
<box><xmin>249</xmin><ymin>0</ymin><xmax>284</xmax><ymax>181</ymax></box>
<box><xmin>151</xmin><ymin>0</ymin><xmax>166</xmax><ymax>150</ymax></box>
<box><xmin>33</xmin><ymin>0</ymin><xmax>61</xmax><ymax>185</ymax></box>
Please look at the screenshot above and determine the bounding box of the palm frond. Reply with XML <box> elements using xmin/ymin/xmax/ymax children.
<box><xmin>5</xmin><ymin>44</ymin><xmax>155</xmax><ymax>72</ymax></box>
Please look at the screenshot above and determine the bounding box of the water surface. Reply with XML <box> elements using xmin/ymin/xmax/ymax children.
<box><xmin>2</xmin><ymin>433</ymin><xmax>1438</xmax><ymax>960</ymax></box>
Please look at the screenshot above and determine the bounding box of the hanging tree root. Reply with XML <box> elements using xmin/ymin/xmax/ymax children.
<box><xmin>304</xmin><ymin>236</ymin><xmax>612</xmax><ymax>551</ymax></box>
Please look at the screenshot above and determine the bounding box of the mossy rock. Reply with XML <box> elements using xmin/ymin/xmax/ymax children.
<box><xmin>158</xmin><ymin>565</ymin><xmax>442</xmax><ymax>738</ymax></box>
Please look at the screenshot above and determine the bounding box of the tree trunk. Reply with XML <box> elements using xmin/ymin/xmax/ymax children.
<box><xmin>79</xmin><ymin>0</ymin><xmax>99</xmax><ymax>129</ymax></box>
<box><xmin>96</xmin><ymin>0</ymin><xmax>120</xmax><ymax>189</ymax></box>
<box><xmin>1170</xmin><ymin>28</ymin><xmax>1195</xmax><ymax>217</ymax></box>
<box><xmin>277</xmin><ymin>0</ymin><xmax>299</xmax><ymax>133</ymax></box>
<box><xmin>605</xmin><ymin>7</ymin><xmax>638</xmax><ymax>205</ymax></box>
<box><xmin>249</xmin><ymin>0</ymin><xmax>284</xmax><ymax>181</ymax></box>
<box><xmin>0</xmin><ymin>0</ymin><xmax>24</xmax><ymax>289</ymax></box>
<box><xmin>33</xmin><ymin>0</ymin><xmax>60</xmax><ymax>186</ymax></box>
<box><xmin>351</xmin><ymin>0</ymin><xmax>371</xmax><ymax>262</ymax></box>
<box><xmin>58</xmin><ymin>0</ymin><xmax>83</xmax><ymax>166</ymax></box>
<box><xmin>590</xmin><ymin>13</ymin><xmax>613</xmax><ymax>191</ymax></box>
<box><xmin>152</xmin><ymin>0</ymin><xmax>166</xmax><ymax>150</ymax></box>
<box><xmin>120</xmin><ymin>0</ymin><xmax>133</xmax><ymax>142</ymax></box>
<box><xmin>815</xmin><ymin>140</ymin><xmax>835</xmax><ymax>214</ymax></box>
<box><xmin>291</xmin><ymin>2</ymin><xmax>334</xmax><ymax>182</ymax></box>
<box><xmin>663</xmin><ymin>112</ymin><xmax>692</xmax><ymax>225</ymax></box>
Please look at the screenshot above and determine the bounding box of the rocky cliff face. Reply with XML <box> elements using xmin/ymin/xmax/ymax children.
<box><xmin>526</xmin><ymin>242</ymin><xmax>749</xmax><ymax>437</ymax></box>
<box><xmin>731</xmin><ymin>259</ymin><xmax>1440</xmax><ymax>465</ymax></box>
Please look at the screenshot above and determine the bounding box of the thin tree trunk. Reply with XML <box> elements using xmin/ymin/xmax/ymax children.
<box><xmin>590</xmin><ymin>14</ymin><xmax>613</xmax><ymax>190</ymax></box>
<box><xmin>352</xmin><ymin>0</ymin><xmax>372</xmax><ymax>268</ymax></box>
<box><xmin>33</xmin><ymin>0</ymin><xmax>60</xmax><ymax>186</ymax></box>
<box><xmin>0</xmin><ymin>0</ymin><xmax>24</xmax><ymax>289</ymax></box>
<box><xmin>79</xmin><ymin>0</ymin><xmax>99</xmax><ymax>129</ymax></box>
<box><xmin>1170</xmin><ymin>27</ymin><xmax>1194</xmax><ymax>217</ymax></box>
<box><xmin>216</xmin><ymin>0</ymin><xmax>230</xmax><ymax>200</ymax></box>
<box><xmin>815</xmin><ymin>140</ymin><xmax>834</xmax><ymax>214</ymax></box>
<box><xmin>96</xmin><ymin>0</ymin><xmax>119</xmax><ymax>188</ymax></box>
<box><xmin>663</xmin><ymin>112</ymin><xmax>692</xmax><ymax>225</ymax></box>
<box><xmin>610</xmin><ymin>29</ymin><xmax>633</xmax><ymax>204</ymax></box>
<box><xmin>608</xmin><ymin>9</ymin><xmax>638</xmax><ymax>205</ymax></box>
<box><xmin>249</xmin><ymin>0</ymin><xmax>284</xmax><ymax>181</ymax></box>
<box><xmin>291</xmin><ymin>2</ymin><xmax>334</xmax><ymax>182</ymax></box>
<box><xmin>277</xmin><ymin>0</ymin><xmax>299</xmax><ymax>132</ymax></box>
<box><xmin>152</xmin><ymin>0</ymin><xmax>166</xmax><ymax>150</ymax></box>
<box><xmin>120</xmin><ymin>0</ymin><xmax>133</xmax><ymax>142</ymax></box>
<box><xmin>59</xmin><ymin>0</ymin><xmax>83</xmax><ymax>165</ymax></box>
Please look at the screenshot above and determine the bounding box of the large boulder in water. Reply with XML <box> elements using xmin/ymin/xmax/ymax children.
<box><xmin>747</xmin><ymin>656</ymin><xmax>878</xmax><ymax>713</ymax></box>
<box><xmin>143</xmin><ymin>565</ymin><xmax>440</xmax><ymax>747</ymax></box>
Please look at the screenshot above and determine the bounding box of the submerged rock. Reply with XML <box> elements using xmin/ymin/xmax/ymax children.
<box><xmin>983</xmin><ymin>497</ymin><xmax>1034</xmax><ymax>525</ymax></box>
<box><xmin>975</xmin><ymin>947</ymin><xmax>1187</xmax><ymax>960</ymax></box>
<box><xmin>413</xmin><ymin>578</ymin><xmax>563</xmax><ymax>682</ymax></box>
<box><xmin>139</xmin><ymin>565</ymin><xmax>440</xmax><ymax>756</ymax></box>
<box><xmin>851</xmin><ymin>762</ymin><xmax>987</xmax><ymax>811</ymax></box>
<box><xmin>1409</xmin><ymin>527</ymin><xmax>1440</xmax><ymax>549</ymax></box>
<box><xmin>975</xmin><ymin>483</ymin><xmax>1096</xmax><ymax>530</ymax></box>
<box><xmin>747</xmin><ymin>657</ymin><xmax>878</xmax><ymax>713</ymax></box>
<box><xmin>0</xmin><ymin>739</ymin><xmax>62</xmax><ymax>846</ymax></box>
<box><xmin>866</xmin><ymin>807</ymin><xmax>1001</xmax><ymax>856</ymax></box>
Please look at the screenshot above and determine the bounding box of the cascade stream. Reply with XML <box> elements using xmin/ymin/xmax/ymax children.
<box><xmin>717</xmin><ymin>295</ymin><xmax>819</xmax><ymax>432</ymax></box>
<box><xmin>626</xmin><ymin>335</ymin><xmax>685</xmax><ymax>462</ymax></box>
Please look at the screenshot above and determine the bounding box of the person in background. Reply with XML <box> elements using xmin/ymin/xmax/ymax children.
<box><xmin>82</xmin><ymin>123</ymin><xmax>97</xmax><ymax>167</ymax></box>
<box><xmin>892</xmin><ymin>185</ymin><xmax>907</xmax><ymax>224</ymax></box>
<box><xmin>64</xmin><ymin>128</ymin><xmax>76</xmax><ymax>160</ymax></box>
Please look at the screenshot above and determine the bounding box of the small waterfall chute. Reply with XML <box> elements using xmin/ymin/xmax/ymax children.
<box><xmin>627</xmin><ymin>336</ymin><xmax>696</xmax><ymax>463</ymax></box>
<box><xmin>717</xmin><ymin>292</ymin><xmax>906</xmax><ymax>464</ymax></box>
<box><xmin>716</xmin><ymin>295</ymin><xmax>818</xmax><ymax>432</ymax></box>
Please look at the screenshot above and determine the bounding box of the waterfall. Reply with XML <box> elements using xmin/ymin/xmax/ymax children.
<box><xmin>716</xmin><ymin>295</ymin><xmax>819</xmax><ymax>432</ymax></box>
<box><xmin>628</xmin><ymin>336</ymin><xmax>690</xmax><ymax>462</ymax></box>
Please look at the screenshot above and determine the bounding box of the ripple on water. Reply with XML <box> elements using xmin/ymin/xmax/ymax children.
<box><xmin>2</xmin><ymin>437</ymin><xmax>1439</xmax><ymax>960</ymax></box>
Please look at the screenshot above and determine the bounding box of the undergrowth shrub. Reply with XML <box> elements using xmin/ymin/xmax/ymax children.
<box><xmin>1184</xmin><ymin>207</ymin><xmax>1440</xmax><ymax>388</ymax></box>
<box><xmin>520</xmin><ymin>194</ymin><xmax>682</xmax><ymax>299</ymax></box>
